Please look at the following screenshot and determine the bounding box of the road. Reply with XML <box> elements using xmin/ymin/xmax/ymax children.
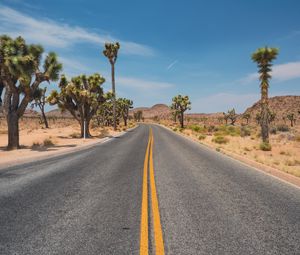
<box><xmin>0</xmin><ymin>124</ymin><xmax>299</xmax><ymax>254</ymax></box>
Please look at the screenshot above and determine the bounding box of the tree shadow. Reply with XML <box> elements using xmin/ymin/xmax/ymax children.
<box><xmin>30</xmin><ymin>144</ymin><xmax>77</xmax><ymax>152</ymax></box>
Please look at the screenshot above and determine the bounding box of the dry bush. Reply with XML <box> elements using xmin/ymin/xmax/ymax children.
<box><xmin>43</xmin><ymin>138</ymin><xmax>55</xmax><ymax>147</ymax></box>
<box><xmin>212</xmin><ymin>136</ymin><xmax>229</xmax><ymax>144</ymax></box>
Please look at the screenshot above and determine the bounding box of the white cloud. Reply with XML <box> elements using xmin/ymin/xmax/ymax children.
<box><xmin>117</xmin><ymin>76</ymin><xmax>174</xmax><ymax>90</ymax></box>
<box><xmin>240</xmin><ymin>61</ymin><xmax>300</xmax><ymax>84</ymax></box>
<box><xmin>0</xmin><ymin>5</ymin><xmax>154</xmax><ymax>56</ymax></box>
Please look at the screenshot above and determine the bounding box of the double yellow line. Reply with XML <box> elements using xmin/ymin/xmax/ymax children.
<box><xmin>140</xmin><ymin>128</ymin><xmax>165</xmax><ymax>255</ymax></box>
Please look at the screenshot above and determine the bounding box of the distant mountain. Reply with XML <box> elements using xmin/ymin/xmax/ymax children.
<box><xmin>131</xmin><ymin>104</ymin><xmax>171</xmax><ymax>119</ymax></box>
<box><xmin>243</xmin><ymin>95</ymin><xmax>300</xmax><ymax>121</ymax></box>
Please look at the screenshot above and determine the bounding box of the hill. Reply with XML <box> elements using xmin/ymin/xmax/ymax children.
<box><xmin>130</xmin><ymin>104</ymin><xmax>171</xmax><ymax>119</ymax></box>
<box><xmin>244</xmin><ymin>95</ymin><xmax>300</xmax><ymax>123</ymax></box>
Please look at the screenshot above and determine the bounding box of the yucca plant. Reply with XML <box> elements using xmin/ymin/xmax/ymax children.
<box><xmin>103</xmin><ymin>42</ymin><xmax>120</xmax><ymax>131</ymax></box>
<box><xmin>172</xmin><ymin>95</ymin><xmax>191</xmax><ymax>128</ymax></box>
<box><xmin>48</xmin><ymin>73</ymin><xmax>105</xmax><ymax>138</ymax></box>
<box><xmin>252</xmin><ymin>46</ymin><xmax>279</xmax><ymax>144</ymax></box>
<box><xmin>0</xmin><ymin>35</ymin><xmax>62</xmax><ymax>149</ymax></box>
<box><xmin>31</xmin><ymin>87</ymin><xmax>49</xmax><ymax>128</ymax></box>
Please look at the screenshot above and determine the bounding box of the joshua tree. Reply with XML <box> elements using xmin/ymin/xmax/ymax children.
<box><xmin>172</xmin><ymin>95</ymin><xmax>191</xmax><ymax>128</ymax></box>
<box><xmin>117</xmin><ymin>97</ymin><xmax>133</xmax><ymax>126</ymax></box>
<box><xmin>287</xmin><ymin>113</ymin><xmax>296</xmax><ymax>127</ymax></box>
<box><xmin>227</xmin><ymin>108</ymin><xmax>238</xmax><ymax>125</ymax></box>
<box><xmin>252</xmin><ymin>46</ymin><xmax>279</xmax><ymax>144</ymax></box>
<box><xmin>0</xmin><ymin>35</ymin><xmax>62</xmax><ymax>149</ymax></box>
<box><xmin>242</xmin><ymin>113</ymin><xmax>251</xmax><ymax>125</ymax></box>
<box><xmin>31</xmin><ymin>87</ymin><xmax>49</xmax><ymax>128</ymax></box>
<box><xmin>48</xmin><ymin>73</ymin><xmax>105</xmax><ymax>138</ymax></box>
<box><xmin>134</xmin><ymin>110</ymin><xmax>143</xmax><ymax>122</ymax></box>
<box><xmin>223</xmin><ymin>112</ymin><xmax>229</xmax><ymax>125</ymax></box>
<box><xmin>103</xmin><ymin>42</ymin><xmax>120</xmax><ymax>131</ymax></box>
<box><xmin>170</xmin><ymin>101</ymin><xmax>178</xmax><ymax>123</ymax></box>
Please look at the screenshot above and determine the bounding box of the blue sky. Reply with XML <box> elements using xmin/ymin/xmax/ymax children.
<box><xmin>1</xmin><ymin>0</ymin><xmax>300</xmax><ymax>113</ymax></box>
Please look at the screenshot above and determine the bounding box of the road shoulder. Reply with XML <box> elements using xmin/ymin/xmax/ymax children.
<box><xmin>157</xmin><ymin>123</ymin><xmax>300</xmax><ymax>188</ymax></box>
<box><xmin>0</xmin><ymin>126</ymin><xmax>138</xmax><ymax>170</ymax></box>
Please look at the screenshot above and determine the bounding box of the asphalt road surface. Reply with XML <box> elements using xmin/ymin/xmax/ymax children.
<box><xmin>0</xmin><ymin>124</ymin><xmax>299</xmax><ymax>255</ymax></box>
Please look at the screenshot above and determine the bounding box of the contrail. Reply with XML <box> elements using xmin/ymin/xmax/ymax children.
<box><xmin>167</xmin><ymin>60</ymin><xmax>178</xmax><ymax>70</ymax></box>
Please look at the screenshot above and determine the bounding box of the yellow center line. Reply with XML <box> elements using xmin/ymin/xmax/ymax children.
<box><xmin>140</xmin><ymin>127</ymin><xmax>165</xmax><ymax>255</ymax></box>
<box><xmin>149</xmin><ymin>129</ymin><xmax>165</xmax><ymax>255</ymax></box>
<box><xmin>140</xmin><ymin>129</ymin><xmax>151</xmax><ymax>255</ymax></box>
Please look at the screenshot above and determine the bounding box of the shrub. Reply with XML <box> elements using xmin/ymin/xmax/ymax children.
<box><xmin>259</xmin><ymin>142</ymin><xmax>272</xmax><ymax>151</ymax></box>
<box><xmin>43</xmin><ymin>138</ymin><xmax>54</xmax><ymax>147</ymax></box>
<box><xmin>31</xmin><ymin>141</ymin><xmax>41</xmax><ymax>148</ymax></box>
<box><xmin>276</xmin><ymin>124</ymin><xmax>289</xmax><ymax>132</ymax></box>
<box><xmin>198</xmin><ymin>134</ymin><xmax>206</xmax><ymax>140</ymax></box>
<box><xmin>212</xmin><ymin>136</ymin><xmax>229</xmax><ymax>144</ymax></box>
<box><xmin>173</xmin><ymin>128</ymin><xmax>178</xmax><ymax>132</ymax></box>
<box><xmin>189</xmin><ymin>124</ymin><xmax>201</xmax><ymax>132</ymax></box>
<box><xmin>216</xmin><ymin>147</ymin><xmax>221</xmax><ymax>152</ymax></box>
<box><xmin>70</xmin><ymin>132</ymin><xmax>80</xmax><ymax>138</ymax></box>
<box><xmin>240</xmin><ymin>126</ymin><xmax>251</xmax><ymax>137</ymax></box>
<box><xmin>215</xmin><ymin>125</ymin><xmax>240</xmax><ymax>136</ymax></box>
<box><xmin>179</xmin><ymin>128</ymin><xmax>184</xmax><ymax>132</ymax></box>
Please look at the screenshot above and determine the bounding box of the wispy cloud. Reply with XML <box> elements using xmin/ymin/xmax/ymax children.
<box><xmin>166</xmin><ymin>60</ymin><xmax>178</xmax><ymax>70</ymax></box>
<box><xmin>0</xmin><ymin>5</ymin><xmax>155</xmax><ymax>56</ymax></box>
<box><xmin>240</xmin><ymin>61</ymin><xmax>300</xmax><ymax>84</ymax></box>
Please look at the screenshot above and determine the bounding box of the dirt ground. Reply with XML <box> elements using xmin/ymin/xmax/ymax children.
<box><xmin>160</xmin><ymin>120</ymin><xmax>300</xmax><ymax>178</ymax></box>
<box><xmin>0</xmin><ymin>117</ymin><xmax>135</xmax><ymax>168</ymax></box>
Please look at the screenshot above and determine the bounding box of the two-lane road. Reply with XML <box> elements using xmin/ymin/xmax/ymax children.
<box><xmin>0</xmin><ymin>124</ymin><xmax>299</xmax><ymax>254</ymax></box>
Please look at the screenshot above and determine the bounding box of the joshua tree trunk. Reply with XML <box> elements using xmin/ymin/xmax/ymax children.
<box><xmin>261</xmin><ymin>87</ymin><xmax>269</xmax><ymax>143</ymax></box>
<box><xmin>180</xmin><ymin>111</ymin><xmax>184</xmax><ymax>128</ymax></box>
<box><xmin>80</xmin><ymin>118</ymin><xmax>91</xmax><ymax>138</ymax></box>
<box><xmin>123</xmin><ymin>114</ymin><xmax>127</xmax><ymax>126</ymax></box>
<box><xmin>7</xmin><ymin>111</ymin><xmax>19</xmax><ymax>150</ymax></box>
<box><xmin>40</xmin><ymin>107</ymin><xmax>49</xmax><ymax>128</ymax></box>
<box><xmin>111</xmin><ymin>63</ymin><xmax>117</xmax><ymax>131</ymax></box>
<box><xmin>4</xmin><ymin>88</ymin><xmax>21</xmax><ymax>150</ymax></box>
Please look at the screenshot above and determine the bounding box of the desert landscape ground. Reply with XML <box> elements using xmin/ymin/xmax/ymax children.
<box><xmin>1</xmin><ymin>1</ymin><xmax>300</xmax><ymax>254</ymax></box>
<box><xmin>131</xmin><ymin>96</ymin><xmax>300</xmax><ymax>178</ymax></box>
<box><xmin>0</xmin><ymin>111</ymin><xmax>135</xmax><ymax>167</ymax></box>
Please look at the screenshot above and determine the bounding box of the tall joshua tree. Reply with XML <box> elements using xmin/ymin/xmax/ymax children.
<box><xmin>0</xmin><ymin>35</ymin><xmax>62</xmax><ymax>149</ymax></box>
<box><xmin>252</xmin><ymin>46</ymin><xmax>278</xmax><ymax>144</ymax></box>
<box><xmin>103</xmin><ymin>42</ymin><xmax>120</xmax><ymax>131</ymax></box>
<box><xmin>172</xmin><ymin>95</ymin><xmax>191</xmax><ymax>128</ymax></box>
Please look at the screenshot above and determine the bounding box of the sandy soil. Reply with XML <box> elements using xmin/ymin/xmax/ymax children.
<box><xmin>160</xmin><ymin>120</ymin><xmax>300</xmax><ymax>179</ymax></box>
<box><xmin>0</xmin><ymin>118</ymin><xmax>135</xmax><ymax>168</ymax></box>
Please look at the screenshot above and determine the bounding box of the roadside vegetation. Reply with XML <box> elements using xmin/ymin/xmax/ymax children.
<box><xmin>0</xmin><ymin>35</ymin><xmax>134</xmax><ymax>151</ymax></box>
